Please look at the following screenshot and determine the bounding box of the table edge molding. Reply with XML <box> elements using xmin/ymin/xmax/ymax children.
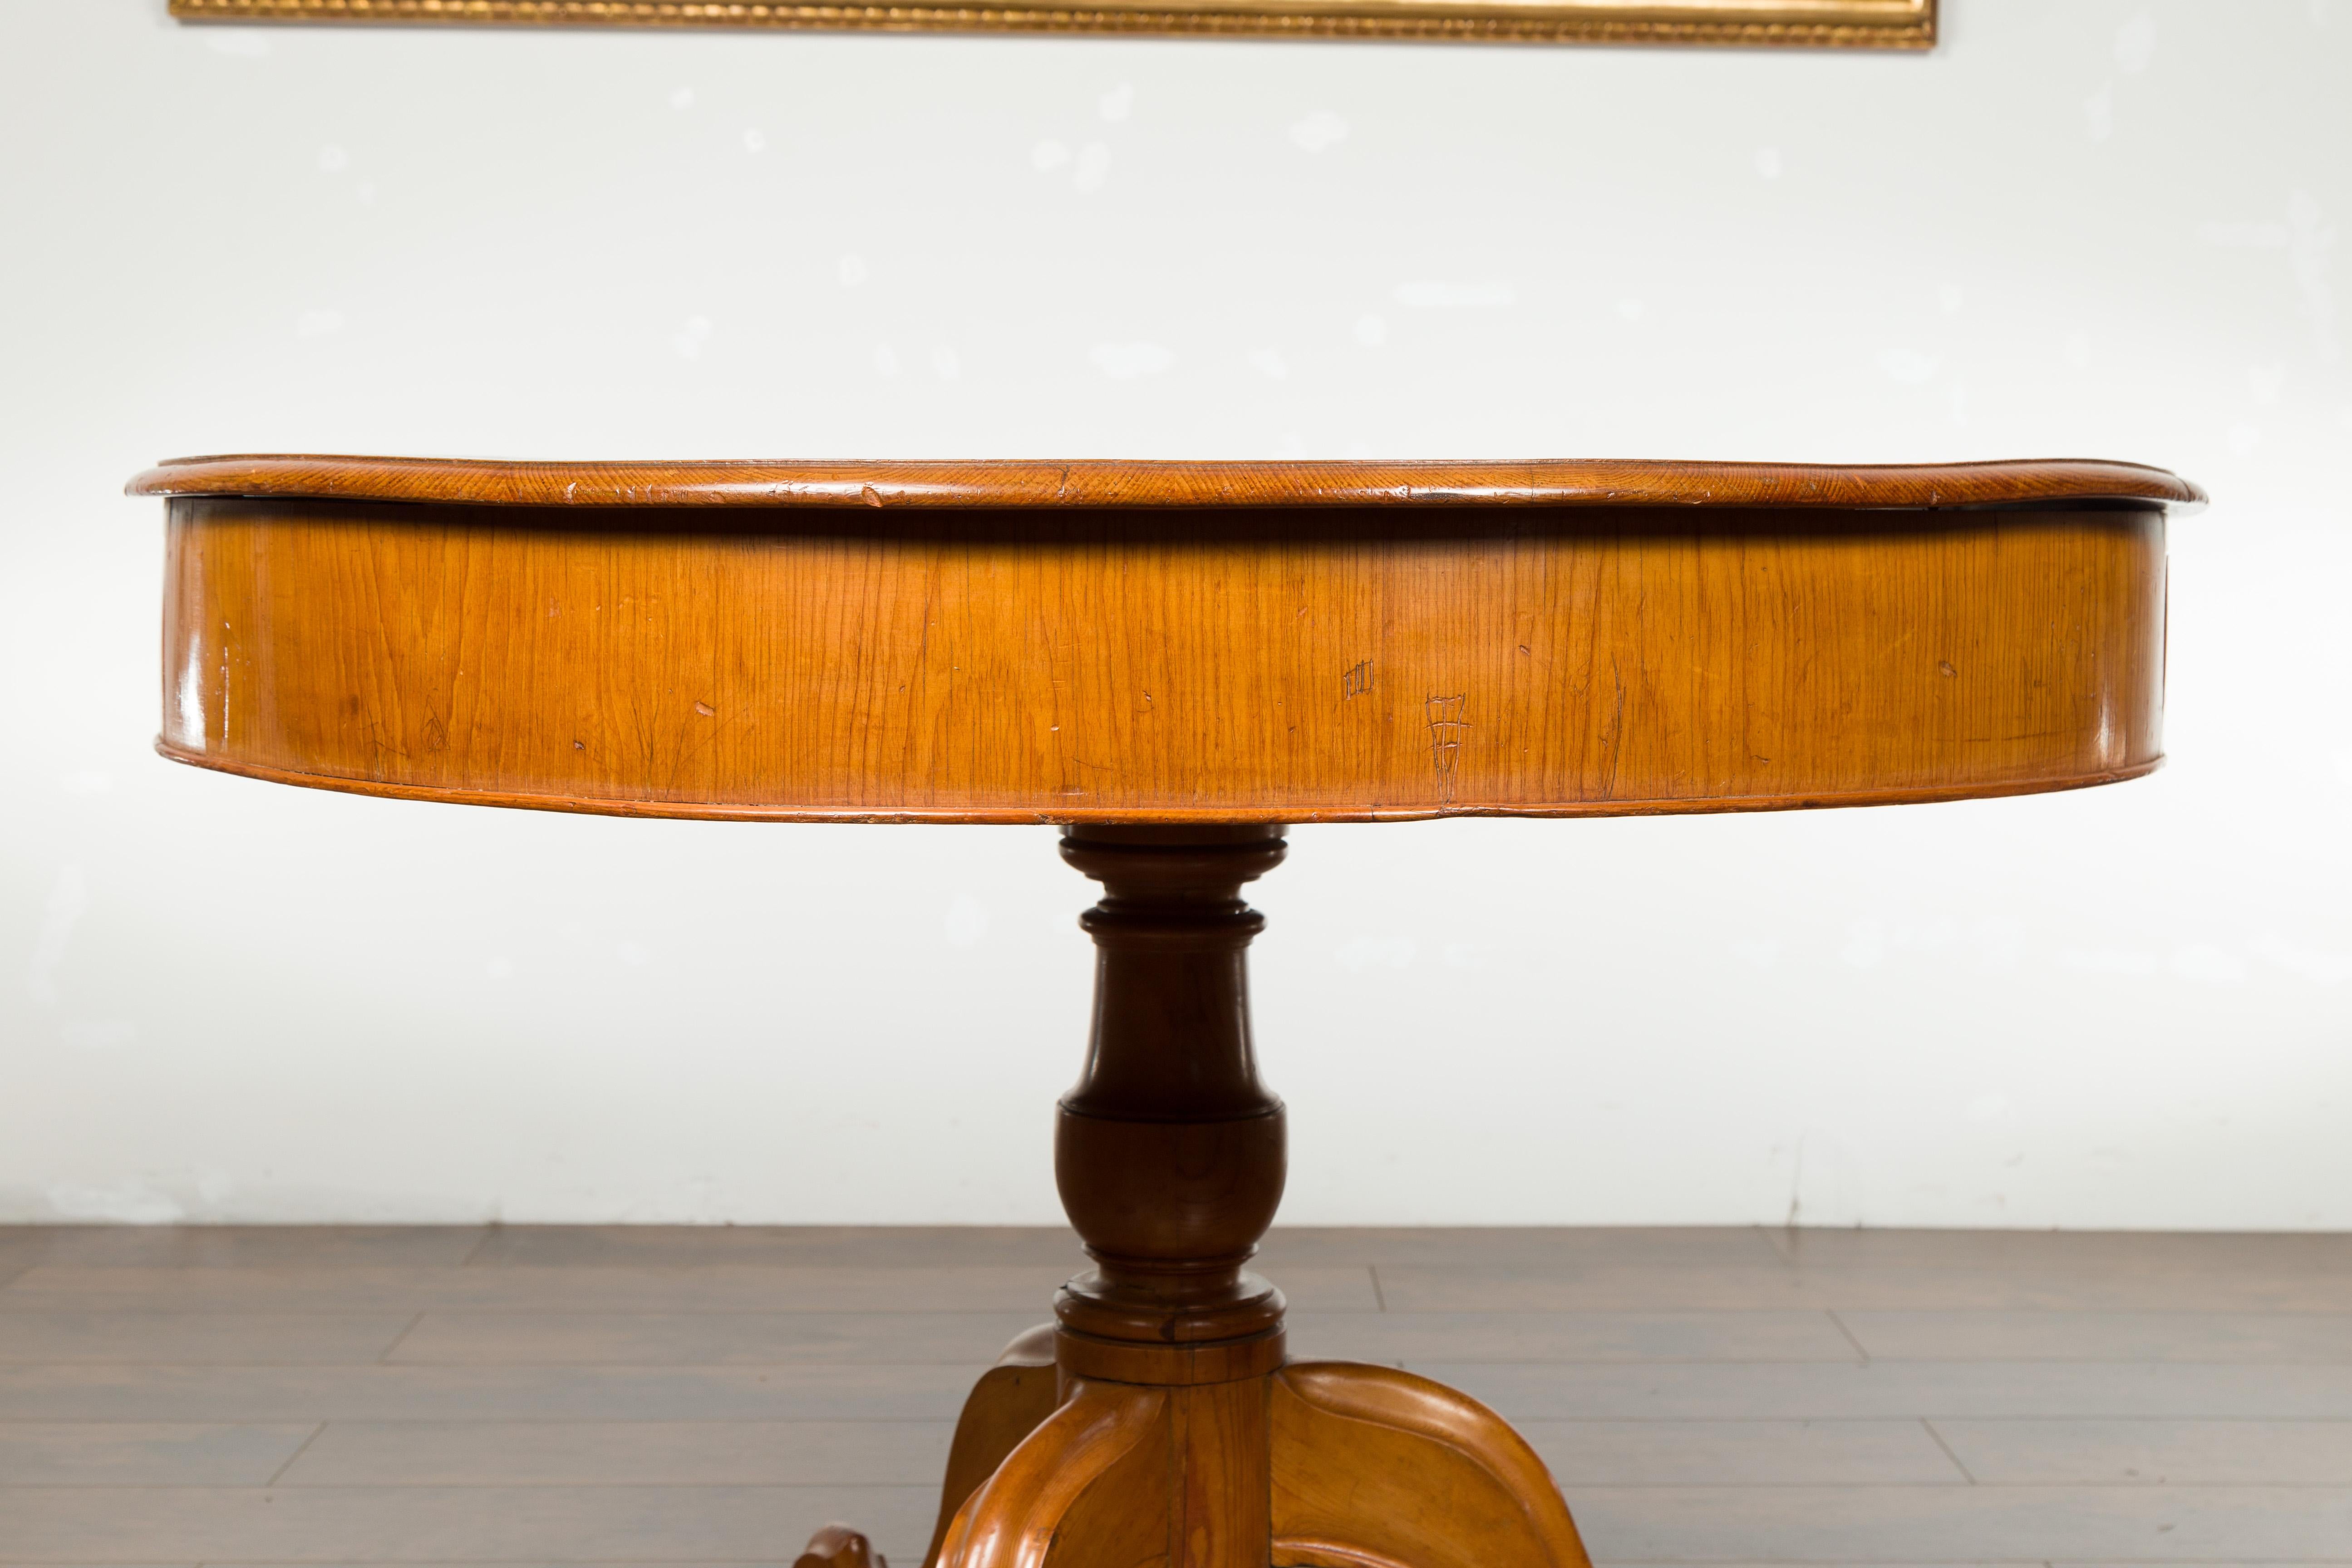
<box><xmin>156</xmin><ymin>740</ymin><xmax>2165</xmax><ymax>825</ymax></box>
<box><xmin>127</xmin><ymin>456</ymin><xmax>2208</xmax><ymax>513</ymax></box>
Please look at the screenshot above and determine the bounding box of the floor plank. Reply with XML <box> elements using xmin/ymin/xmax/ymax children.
<box><xmin>465</xmin><ymin>1225</ymin><xmax>1081</xmax><ymax>1268</ymax></box>
<box><xmin>1260</xmin><ymin>1227</ymin><xmax>1790</xmax><ymax>1269</ymax></box>
<box><xmin>1375</xmin><ymin>1263</ymin><xmax>1821</xmax><ymax>1312</ymax></box>
<box><xmin>0</xmin><ymin>1363</ymin><xmax>978</xmax><ymax>1422</ymax></box>
<box><xmin>1521</xmin><ymin>1419</ymin><xmax>1968</xmax><ymax>1485</ymax></box>
<box><xmin>1764</xmin><ymin>1228</ymin><xmax>2352</xmax><ymax>1270</ymax></box>
<box><xmin>0</xmin><ymin>1266</ymin><xmax>1072</xmax><ymax>1315</ymax></box>
<box><xmin>0</xmin><ymin>1484</ymin><xmax>939</xmax><ymax>1563</ymax></box>
<box><xmin>1568</xmin><ymin>1483</ymin><xmax>2352</xmax><ymax>1561</ymax></box>
<box><xmin>12</xmin><ymin>1229</ymin><xmax>487</xmax><ymax>1269</ymax></box>
<box><xmin>1841</xmin><ymin>1310</ymin><xmax>2352</xmax><ymax>1362</ymax></box>
<box><xmin>0</xmin><ymin>1244</ymin><xmax>37</xmax><ymax>1293</ymax></box>
<box><xmin>386</xmin><ymin>1311</ymin><xmax>1047</xmax><ymax>1366</ymax></box>
<box><xmin>1284</xmin><ymin>1310</ymin><xmax>1860</xmax><ymax>1364</ymax></box>
<box><xmin>0</xmin><ymin>1314</ymin><xmax>414</xmax><ymax>1365</ymax></box>
<box><xmin>1934</xmin><ymin>1417</ymin><xmax>2352</xmax><ymax>1485</ymax></box>
<box><xmin>279</xmin><ymin>1420</ymin><xmax>955</xmax><ymax>1487</ymax></box>
<box><xmin>1418</xmin><ymin>1360</ymin><xmax>2352</xmax><ymax>1421</ymax></box>
<box><xmin>1382</xmin><ymin>1262</ymin><xmax>2352</xmax><ymax>1312</ymax></box>
<box><xmin>0</xmin><ymin>1423</ymin><xmax>316</xmax><ymax>1484</ymax></box>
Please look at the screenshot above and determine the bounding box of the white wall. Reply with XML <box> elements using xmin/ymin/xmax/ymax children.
<box><xmin>3</xmin><ymin>0</ymin><xmax>2347</xmax><ymax>1229</ymax></box>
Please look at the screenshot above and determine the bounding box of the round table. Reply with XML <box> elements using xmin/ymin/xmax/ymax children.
<box><xmin>130</xmin><ymin>454</ymin><xmax>2203</xmax><ymax>1568</ymax></box>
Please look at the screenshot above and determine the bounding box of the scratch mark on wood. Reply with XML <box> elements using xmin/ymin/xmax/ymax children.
<box><xmin>1426</xmin><ymin>694</ymin><xmax>1468</xmax><ymax>804</ymax></box>
<box><xmin>1599</xmin><ymin>659</ymin><xmax>1626</xmax><ymax>800</ymax></box>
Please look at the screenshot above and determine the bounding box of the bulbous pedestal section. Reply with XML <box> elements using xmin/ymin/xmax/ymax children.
<box><xmin>1053</xmin><ymin>826</ymin><xmax>1289</xmax><ymax>1382</ymax></box>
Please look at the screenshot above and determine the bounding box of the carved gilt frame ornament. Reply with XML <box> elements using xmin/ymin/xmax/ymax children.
<box><xmin>170</xmin><ymin>0</ymin><xmax>1934</xmax><ymax>47</ymax></box>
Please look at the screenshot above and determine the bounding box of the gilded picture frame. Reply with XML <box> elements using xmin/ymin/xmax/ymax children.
<box><xmin>170</xmin><ymin>0</ymin><xmax>1935</xmax><ymax>47</ymax></box>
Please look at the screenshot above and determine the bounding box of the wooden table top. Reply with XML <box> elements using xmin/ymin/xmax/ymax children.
<box><xmin>130</xmin><ymin>455</ymin><xmax>2204</xmax><ymax>512</ymax></box>
<box><xmin>135</xmin><ymin>456</ymin><xmax>2198</xmax><ymax>825</ymax></box>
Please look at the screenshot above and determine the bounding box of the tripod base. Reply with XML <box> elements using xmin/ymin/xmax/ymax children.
<box><xmin>799</xmin><ymin>1332</ymin><xmax>1590</xmax><ymax>1568</ymax></box>
<box><xmin>800</xmin><ymin>826</ymin><xmax>1590</xmax><ymax>1568</ymax></box>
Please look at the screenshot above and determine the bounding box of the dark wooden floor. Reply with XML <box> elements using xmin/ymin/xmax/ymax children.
<box><xmin>3</xmin><ymin>1225</ymin><xmax>2351</xmax><ymax>1564</ymax></box>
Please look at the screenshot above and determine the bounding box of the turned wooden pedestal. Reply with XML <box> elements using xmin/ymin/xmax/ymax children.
<box><xmin>868</xmin><ymin>824</ymin><xmax>1591</xmax><ymax>1568</ymax></box>
<box><xmin>131</xmin><ymin>455</ymin><xmax>2202</xmax><ymax>1568</ymax></box>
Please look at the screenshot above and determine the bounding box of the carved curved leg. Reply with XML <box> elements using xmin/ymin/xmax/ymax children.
<box><xmin>797</xmin><ymin>1523</ymin><xmax>887</xmax><ymax>1568</ymax></box>
<box><xmin>1270</xmin><ymin>1362</ymin><xmax>1593</xmax><ymax>1568</ymax></box>
<box><xmin>920</xmin><ymin>1325</ymin><xmax>1061</xmax><ymax>1568</ymax></box>
<box><xmin>935</xmin><ymin>1378</ymin><xmax>1172</xmax><ymax>1568</ymax></box>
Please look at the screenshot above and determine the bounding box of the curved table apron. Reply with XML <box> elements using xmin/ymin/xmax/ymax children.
<box><xmin>132</xmin><ymin>456</ymin><xmax>2202</xmax><ymax>1568</ymax></box>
